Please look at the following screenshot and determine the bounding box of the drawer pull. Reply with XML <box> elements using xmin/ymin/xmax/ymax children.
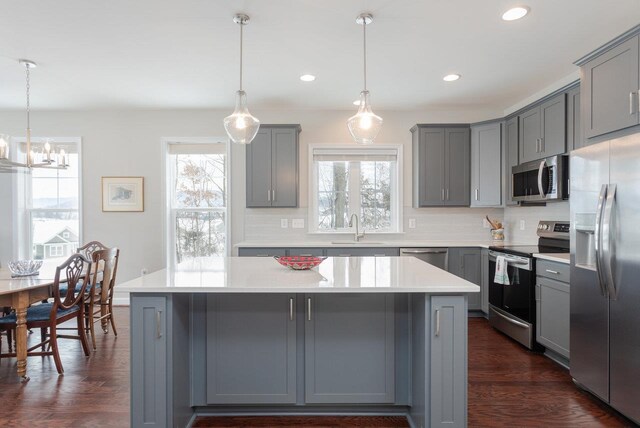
<box><xmin>545</xmin><ymin>269</ymin><xmax>560</xmax><ymax>275</ymax></box>
<box><xmin>307</xmin><ymin>297</ymin><xmax>312</xmax><ymax>321</ymax></box>
<box><xmin>435</xmin><ymin>309</ymin><xmax>441</xmax><ymax>337</ymax></box>
<box><xmin>156</xmin><ymin>310</ymin><xmax>162</xmax><ymax>339</ymax></box>
<box><xmin>289</xmin><ymin>297</ymin><xmax>294</xmax><ymax>321</ymax></box>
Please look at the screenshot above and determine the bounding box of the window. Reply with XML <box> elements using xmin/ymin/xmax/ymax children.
<box><xmin>310</xmin><ymin>145</ymin><xmax>402</xmax><ymax>233</ymax></box>
<box><xmin>167</xmin><ymin>141</ymin><xmax>228</xmax><ymax>267</ymax></box>
<box><xmin>16</xmin><ymin>138</ymin><xmax>81</xmax><ymax>262</ymax></box>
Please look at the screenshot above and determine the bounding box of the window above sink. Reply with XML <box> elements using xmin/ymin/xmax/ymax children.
<box><xmin>308</xmin><ymin>144</ymin><xmax>403</xmax><ymax>234</ymax></box>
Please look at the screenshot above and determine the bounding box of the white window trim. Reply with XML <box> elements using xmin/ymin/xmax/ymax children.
<box><xmin>11</xmin><ymin>136</ymin><xmax>83</xmax><ymax>260</ymax></box>
<box><xmin>162</xmin><ymin>137</ymin><xmax>231</xmax><ymax>271</ymax></box>
<box><xmin>308</xmin><ymin>143</ymin><xmax>403</xmax><ymax>234</ymax></box>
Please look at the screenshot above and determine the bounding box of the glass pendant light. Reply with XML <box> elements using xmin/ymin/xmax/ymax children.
<box><xmin>224</xmin><ymin>14</ymin><xmax>260</xmax><ymax>144</ymax></box>
<box><xmin>347</xmin><ymin>13</ymin><xmax>383</xmax><ymax>145</ymax></box>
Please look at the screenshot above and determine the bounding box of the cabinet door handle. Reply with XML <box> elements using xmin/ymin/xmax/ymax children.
<box><xmin>540</xmin><ymin>137</ymin><xmax>545</xmax><ymax>152</ymax></box>
<box><xmin>289</xmin><ymin>297</ymin><xmax>294</xmax><ymax>321</ymax></box>
<box><xmin>475</xmin><ymin>189</ymin><xmax>479</xmax><ymax>201</ymax></box>
<box><xmin>435</xmin><ymin>309</ymin><xmax>441</xmax><ymax>337</ymax></box>
<box><xmin>446</xmin><ymin>188</ymin><xmax>449</xmax><ymax>200</ymax></box>
<box><xmin>156</xmin><ymin>310</ymin><xmax>162</xmax><ymax>339</ymax></box>
<box><xmin>637</xmin><ymin>90</ymin><xmax>640</xmax><ymax>114</ymax></box>
<box><xmin>267</xmin><ymin>190</ymin><xmax>271</xmax><ymax>202</ymax></box>
<box><xmin>545</xmin><ymin>269</ymin><xmax>560</xmax><ymax>275</ymax></box>
<box><xmin>441</xmin><ymin>188</ymin><xmax>445</xmax><ymax>201</ymax></box>
<box><xmin>630</xmin><ymin>91</ymin><xmax>636</xmax><ymax>115</ymax></box>
<box><xmin>272</xmin><ymin>190</ymin><xmax>276</xmax><ymax>202</ymax></box>
<box><xmin>307</xmin><ymin>297</ymin><xmax>312</xmax><ymax>321</ymax></box>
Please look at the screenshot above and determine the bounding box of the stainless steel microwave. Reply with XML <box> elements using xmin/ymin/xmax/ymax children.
<box><xmin>511</xmin><ymin>155</ymin><xmax>569</xmax><ymax>202</ymax></box>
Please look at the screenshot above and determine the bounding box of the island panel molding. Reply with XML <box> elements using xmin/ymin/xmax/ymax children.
<box><xmin>101</xmin><ymin>176</ymin><xmax>144</xmax><ymax>212</ymax></box>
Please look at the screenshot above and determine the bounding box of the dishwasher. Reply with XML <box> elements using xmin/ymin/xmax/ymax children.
<box><xmin>400</xmin><ymin>248</ymin><xmax>448</xmax><ymax>270</ymax></box>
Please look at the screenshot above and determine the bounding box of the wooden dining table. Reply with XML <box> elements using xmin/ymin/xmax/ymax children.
<box><xmin>0</xmin><ymin>260</ymin><xmax>66</xmax><ymax>381</ymax></box>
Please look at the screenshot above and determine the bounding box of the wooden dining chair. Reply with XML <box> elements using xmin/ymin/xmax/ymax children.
<box><xmin>77</xmin><ymin>241</ymin><xmax>109</xmax><ymax>261</ymax></box>
<box><xmin>85</xmin><ymin>248</ymin><xmax>120</xmax><ymax>349</ymax></box>
<box><xmin>0</xmin><ymin>253</ymin><xmax>92</xmax><ymax>374</ymax></box>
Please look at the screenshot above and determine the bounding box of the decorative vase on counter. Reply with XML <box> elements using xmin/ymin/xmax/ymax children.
<box><xmin>491</xmin><ymin>228</ymin><xmax>505</xmax><ymax>241</ymax></box>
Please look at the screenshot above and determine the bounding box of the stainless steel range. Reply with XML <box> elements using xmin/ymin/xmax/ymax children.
<box><xmin>488</xmin><ymin>221</ymin><xmax>570</xmax><ymax>350</ymax></box>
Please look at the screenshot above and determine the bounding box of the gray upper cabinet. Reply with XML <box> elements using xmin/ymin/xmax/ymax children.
<box><xmin>567</xmin><ymin>86</ymin><xmax>582</xmax><ymax>150</ymax></box>
<box><xmin>519</xmin><ymin>93</ymin><xmax>566</xmax><ymax>163</ymax></box>
<box><xmin>505</xmin><ymin>117</ymin><xmax>519</xmax><ymax>205</ymax></box>
<box><xmin>206</xmin><ymin>294</ymin><xmax>297</xmax><ymax>404</ymax></box>
<box><xmin>447</xmin><ymin>248</ymin><xmax>481</xmax><ymax>311</ymax></box>
<box><xmin>519</xmin><ymin>106</ymin><xmax>542</xmax><ymax>163</ymax></box>
<box><xmin>445</xmin><ymin>128</ymin><xmax>471</xmax><ymax>206</ymax></box>
<box><xmin>540</xmin><ymin>93</ymin><xmax>567</xmax><ymax>157</ymax></box>
<box><xmin>580</xmin><ymin>34</ymin><xmax>640</xmax><ymax>139</ymax></box>
<box><xmin>471</xmin><ymin>121</ymin><xmax>502</xmax><ymax>207</ymax></box>
<box><xmin>305</xmin><ymin>294</ymin><xmax>395</xmax><ymax>404</ymax></box>
<box><xmin>412</xmin><ymin>125</ymin><xmax>470</xmax><ymax>207</ymax></box>
<box><xmin>246</xmin><ymin>125</ymin><xmax>301</xmax><ymax>208</ymax></box>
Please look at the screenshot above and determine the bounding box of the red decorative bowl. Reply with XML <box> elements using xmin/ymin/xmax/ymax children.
<box><xmin>274</xmin><ymin>256</ymin><xmax>327</xmax><ymax>270</ymax></box>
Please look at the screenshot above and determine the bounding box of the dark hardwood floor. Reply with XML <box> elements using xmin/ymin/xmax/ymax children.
<box><xmin>0</xmin><ymin>309</ymin><xmax>632</xmax><ymax>427</ymax></box>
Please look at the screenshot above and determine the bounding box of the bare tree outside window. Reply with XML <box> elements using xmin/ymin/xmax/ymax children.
<box><xmin>316</xmin><ymin>158</ymin><xmax>395</xmax><ymax>232</ymax></box>
<box><xmin>172</xmin><ymin>153</ymin><xmax>226</xmax><ymax>263</ymax></box>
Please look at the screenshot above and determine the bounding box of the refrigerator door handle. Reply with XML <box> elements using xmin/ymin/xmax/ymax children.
<box><xmin>602</xmin><ymin>184</ymin><xmax>618</xmax><ymax>300</ymax></box>
<box><xmin>594</xmin><ymin>184</ymin><xmax>608</xmax><ymax>296</ymax></box>
<box><xmin>537</xmin><ymin>160</ymin><xmax>547</xmax><ymax>198</ymax></box>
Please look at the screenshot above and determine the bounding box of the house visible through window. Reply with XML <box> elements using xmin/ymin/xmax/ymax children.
<box><xmin>310</xmin><ymin>146</ymin><xmax>401</xmax><ymax>233</ymax></box>
<box><xmin>167</xmin><ymin>141</ymin><xmax>228</xmax><ymax>266</ymax></box>
<box><xmin>21</xmin><ymin>139</ymin><xmax>81</xmax><ymax>261</ymax></box>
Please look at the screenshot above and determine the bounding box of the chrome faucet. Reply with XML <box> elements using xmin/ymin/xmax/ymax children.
<box><xmin>348</xmin><ymin>214</ymin><xmax>366</xmax><ymax>242</ymax></box>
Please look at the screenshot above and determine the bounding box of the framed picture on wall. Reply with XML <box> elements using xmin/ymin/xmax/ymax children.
<box><xmin>101</xmin><ymin>176</ymin><xmax>144</xmax><ymax>212</ymax></box>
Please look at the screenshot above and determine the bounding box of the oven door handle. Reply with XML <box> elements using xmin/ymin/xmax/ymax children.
<box><xmin>537</xmin><ymin>160</ymin><xmax>547</xmax><ymax>198</ymax></box>
<box><xmin>492</xmin><ymin>308</ymin><xmax>529</xmax><ymax>329</ymax></box>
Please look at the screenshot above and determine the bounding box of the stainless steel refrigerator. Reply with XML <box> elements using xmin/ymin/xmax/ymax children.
<box><xmin>571</xmin><ymin>132</ymin><xmax>640</xmax><ymax>424</ymax></box>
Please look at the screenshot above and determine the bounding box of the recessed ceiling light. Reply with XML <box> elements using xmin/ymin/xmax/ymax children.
<box><xmin>502</xmin><ymin>6</ymin><xmax>530</xmax><ymax>21</ymax></box>
<box><xmin>300</xmin><ymin>74</ymin><xmax>316</xmax><ymax>82</ymax></box>
<box><xmin>443</xmin><ymin>74</ymin><xmax>461</xmax><ymax>82</ymax></box>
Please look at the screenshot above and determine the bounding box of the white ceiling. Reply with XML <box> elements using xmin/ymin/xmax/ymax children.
<box><xmin>0</xmin><ymin>0</ymin><xmax>639</xmax><ymax>111</ymax></box>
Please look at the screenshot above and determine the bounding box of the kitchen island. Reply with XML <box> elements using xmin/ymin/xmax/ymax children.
<box><xmin>119</xmin><ymin>256</ymin><xmax>479</xmax><ymax>428</ymax></box>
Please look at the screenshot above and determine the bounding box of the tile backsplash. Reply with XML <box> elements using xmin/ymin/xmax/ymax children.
<box><xmin>503</xmin><ymin>201</ymin><xmax>570</xmax><ymax>243</ymax></box>
<box><xmin>243</xmin><ymin>207</ymin><xmax>504</xmax><ymax>243</ymax></box>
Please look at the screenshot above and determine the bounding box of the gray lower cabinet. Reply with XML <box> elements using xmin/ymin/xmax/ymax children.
<box><xmin>325</xmin><ymin>247</ymin><xmax>399</xmax><ymax>257</ymax></box>
<box><xmin>412</xmin><ymin>125</ymin><xmax>470</xmax><ymax>207</ymax></box>
<box><xmin>536</xmin><ymin>276</ymin><xmax>570</xmax><ymax>359</ymax></box>
<box><xmin>238</xmin><ymin>247</ymin><xmax>287</xmax><ymax>257</ymax></box>
<box><xmin>505</xmin><ymin>116</ymin><xmax>519</xmax><ymax>205</ymax></box>
<box><xmin>471</xmin><ymin>121</ymin><xmax>502</xmax><ymax>207</ymax></box>
<box><xmin>430</xmin><ymin>296</ymin><xmax>467</xmax><ymax>427</ymax></box>
<box><xmin>246</xmin><ymin>125</ymin><xmax>301</xmax><ymax>208</ymax></box>
<box><xmin>131</xmin><ymin>296</ymin><xmax>168</xmax><ymax>427</ymax></box>
<box><xmin>519</xmin><ymin>94</ymin><xmax>566</xmax><ymax>163</ymax></box>
<box><xmin>567</xmin><ymin>86</ymin><xmax>582</xmax><ymax>150</ymax></box>
<box><xmin>447</xmin><ymin>248</ymin><xmax>481</xmax><ymax>311</ymax></box>
<box><xmin>580</xmin><ymin>34</ymin><xmax>640</xmax><ymax>139</ymax></box>
<box><xmin>287</xmin><ymin>248</ymin><xmax>325</xmax><ymax>256</ymax></box>
<box><xmin>206</xmin><ymin>294</ymin><xmax>297</xmax><ymax>404</ymax></box>
<box><xmin>305</xmin><ymin>293</ymin><xmax>395</xmax><ymax>404</ymax></box>
<box><xmin>480</xmin><ymin>249</ymin><xmax>489</xmax><ymax>314</ymax></box>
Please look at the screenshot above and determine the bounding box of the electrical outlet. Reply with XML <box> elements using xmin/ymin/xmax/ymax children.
<box><xmin>408</xmin><ymin>218</ymin><xmax>416</xmax><ymax>229</ymax></box>
<box><xmin>141</xmin><ymin>268</ymin><xmax>148</xmax><ymax>276</ymax></box>
<box><xmin>292</xmin><ymin>219</ymin><xmax>305</xmax><ymax>229</ymax></box>
<box><xmin>280</xmin><ymin>219</ymin><xmax>288</xmax><ymax>228</ymax></box>
<box><xmin>520</xmin><ymin>220</ymin><xmax>526</xmax><ymax>230</ymax></box>
<box><xmin>483</xmin><ymin>218</ymin><xmax>491</xmax><ymax>229</ymax></box>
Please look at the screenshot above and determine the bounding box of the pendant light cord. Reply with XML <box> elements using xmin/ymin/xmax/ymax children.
<box><xmin>25</xmin><ymin>63</ymin><xmax>31</xmax><ymax>130</ymax></box>
<box><xmin>239</xmin><ymin>21</ymin><xmax>243</xmax><ymax>91</ymax></box>
<box><xmin>363</xmin><ymin>20</ymin><xmax>367</xmax><ymax>91</ymax></box>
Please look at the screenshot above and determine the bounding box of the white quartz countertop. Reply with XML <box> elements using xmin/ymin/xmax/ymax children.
<box><xmin>118</xmin><ymin>257</ymin><xmax>480</xmax><ymax>294</ymax></box>
<box><xmin>235</xmin><ymin>240</ymin><xmax>532</xmax><ymax>249</ymax></box>
<box><xmin>534</xmin><ymin>253</ymin><xmax>570</xmax><ymax>264</ymax></box>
